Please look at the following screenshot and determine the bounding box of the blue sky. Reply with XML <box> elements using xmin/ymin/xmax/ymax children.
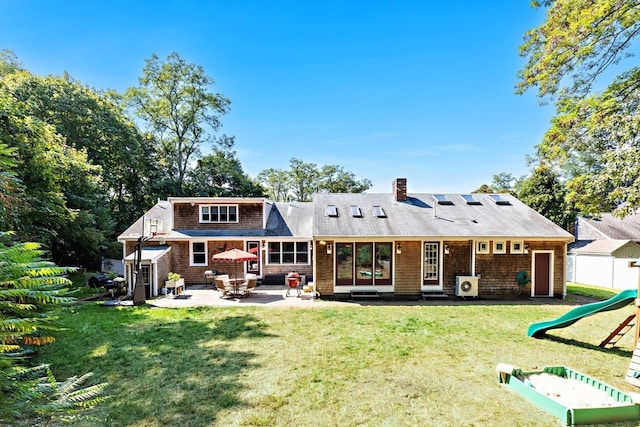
<box><xmin>0</xmin><ymin>0</ymin><xmax>553</xmax><ymax>194</ymax></box>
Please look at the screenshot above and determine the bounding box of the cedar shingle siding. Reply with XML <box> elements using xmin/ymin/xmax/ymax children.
<box><xmin>119</xmin><ymin>181</ymin><xmax>573</xmax><ymax>299</ymax></box>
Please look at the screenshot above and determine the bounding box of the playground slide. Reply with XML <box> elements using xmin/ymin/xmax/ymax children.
<box><xmin>527</xmin><ymin>288</ymin><xmax>638</xmax><ymax>338</ymax></box>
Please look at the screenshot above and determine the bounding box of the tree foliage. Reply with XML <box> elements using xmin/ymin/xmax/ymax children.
<box><xmin>518</xmin><ymin>0</ymin><xmax>640</xmax><ymax>217</ymax></box>
<box><xmin>0</xmin><ymin>73</ymin><xmax>112</xmax><ymax>267</ymax></box>
<box><xmin>125</xmin><ymin>52</ymin><xmax>232</xmax><ymax>195</ymax></box>
<box><xmin>186</xmin><ymin>150</ymin><xmax>264</xmax><ymax>197</ymax></box>
<box><xmin>257</xmin><ymin>158</ymin><xmax>372</xmax><ymax>202</ymax></box>
<box><xmin>517</xmin><ymin>166</ymin><xmax>576</xmax><ymax>230</ymax></box>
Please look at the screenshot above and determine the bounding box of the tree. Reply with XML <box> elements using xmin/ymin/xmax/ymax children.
<box><xmin>186</xmin><ymin>150</ymin><xmax>264</xmax><ymax>197</ymax></box>
<box><xmin>125</xmin><ymin>52</ymin><xmax>232</xmax><ymax>194</ymax></box>
<box><xmin>0</xmin><ymin>73</ymin><xmax>108</xmax><ymax>268</ymax></box>
<box><xmin>319</xmin><ymin>165</ymin><xmax>372</xmax><ymax>194</ymax></box>
<box><xmin>257</xmin><ymin>158</ymin><xmax>372</xmax><ymax>202</ymax></box>
<box><xmin>517</xmin><ymin>166</ymin><xmax>575</xmax><ymax>230</ymax></box>
<box><xmin>491</xmin><ymin>172</ymin><xmax>516</xmax><ymax>194</ymax></box>
<box><xmin>256</xmin><ymin>168</ymin><xmax>291</xmax><ymax>202</ymax></box>
<box><xmin>289</xmin><ymin>158</ymin><xmax>321</xmax><ymax>202</ymax></box>
<box><xmin>0</xmin><ymin>141</ymin><xmax>23</xmax><ymax>232</ymax></box>
<box><xmin>472</xmin><ymin>184</ymin><xmax>494</xmax><ymax>193</ymax></box>
<box><xmin>517</xmin><ymin>0</ymin><xmax>640</xmax><ymax>217</ymax></box>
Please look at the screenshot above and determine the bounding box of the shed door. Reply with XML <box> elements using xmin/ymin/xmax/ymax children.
<box><xmin>533</xmin><ymin>252</ymin><xmax>551</xmax><ymax>297</ymax></box>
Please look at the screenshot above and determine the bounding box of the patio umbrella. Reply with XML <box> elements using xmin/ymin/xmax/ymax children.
<box><xmin>212</xmin><ymin>248</ymin><xmax>258</xmax><ymax>281</ymax></box>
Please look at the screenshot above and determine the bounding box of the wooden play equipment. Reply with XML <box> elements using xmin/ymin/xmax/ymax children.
<box><xmin>600</xmin><ymin>313</ymin><xmax>636</xmax><ymax>348</ymax></box>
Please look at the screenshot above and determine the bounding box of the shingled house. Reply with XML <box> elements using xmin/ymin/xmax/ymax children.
<box><xmin>118</xmin><ymin>178</ymin><xmax>573</xmax><ymax>299</ymax></box>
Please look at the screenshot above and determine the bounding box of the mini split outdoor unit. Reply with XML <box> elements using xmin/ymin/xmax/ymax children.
<box><xmin>455</xmin><ymin>276</ymin><xmax>479</xmax><ymax>297</ymax></box>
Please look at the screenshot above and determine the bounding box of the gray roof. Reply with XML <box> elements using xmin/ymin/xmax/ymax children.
<box><xmin>313</xmin><ymin>193</ymin><xmax>574</xmax><ymax>240</ymax></box>
<box><xmin>118</xmin><ymin>200</ymin><xmax>172</xmax><ymax>240</ymax></box>
<box><xmin>568</xmin><ymin>239</ymin><xmax>640</xmax><ymax>255</ymax></box>
<box><xmin>272</xmin><ymin>202</ymin><xmax>313</xmax><ymax>237</ymax></box>
<box><xmin>576</xmin><ymin>213</ymin><xmax>640</xmax><ymax>241</ymax></box>
<box><xmin>123</xmin><ymin>245</ymin><xmax>171</xmax><ymax>262</ymax></box>
<box><xmin>118</xmin><ymin>200</ymin><xmax>313</xmax><ymax>241</ymax></box>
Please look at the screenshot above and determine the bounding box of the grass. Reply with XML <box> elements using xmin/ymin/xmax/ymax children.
<box><xmin>35</xmin><ymin>288</ymin><xmax>640</xmax><ymax>427</ymax></box>
<box><xmin>567</xmin><ymin>282</ymin><xmax>620</xmax><ymax>300</ymax></box>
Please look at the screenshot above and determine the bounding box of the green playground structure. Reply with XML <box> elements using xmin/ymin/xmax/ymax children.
<box><xmin>527</xmin><ymin>289</ymin><xmax>638</xmax><ymax>339</ymax></box>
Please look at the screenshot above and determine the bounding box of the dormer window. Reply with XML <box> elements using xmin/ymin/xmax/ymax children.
<box><xmin>200</xmin><ymin>205</ymin><xmax>238</xmax><ymax>223</ymax></box>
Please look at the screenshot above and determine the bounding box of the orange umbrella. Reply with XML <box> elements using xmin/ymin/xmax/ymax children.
<box><xmin>212</xmin><ymin>248</ymin><xmax>258</xmax><ymax>281</ymax></box>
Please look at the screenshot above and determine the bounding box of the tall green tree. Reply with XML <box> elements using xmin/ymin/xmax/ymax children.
<box><xmin>0</xmin><ymin>73</ymin><xmax>107</xmax><ymax>267</ymax></box>
<box><xmin>256</xmin><ymin>168</ymin><xmax>291</xmax><ymax>202</ymax></box>
<box><xmin>517</xmin><ymin>0</ymin><xmax>640</xmax><ymax>217</ymax></box>
<box><xmin>1</xmin><ymin>62</ymin><xmax>155</xmax><ymax>237</ymax></box>
<box><xmin>491</xmin><ymin>172</ymin><xmax>516</xmax><ymax>194</ymax></box>
<box><xmin>257</xmin><ymin>158</ymin><xmax>372</xmax><ymax>202</ymax></box>
<box><xmin>186</xmin><ymin>150</ymin><xmax>264</xmax><ymax>197</ymax></box>
<box><xmin>517</xmin><ymin>166</ymin><xmax>575</xmax><ymax>230</ymax></box>
<box><xmin>0</xmin><ymin>141</ymin><xmax>23</xmax><ymax>231</ymax></box>
<box><xmin>125</xmin><ymin>52</ymin><xmax>232</xmax><ymax>195</ymax></box>
<box><xmin>319</xmin><ymin>164</ymin><xmax>372</xmax><ymax>194</ymax></box>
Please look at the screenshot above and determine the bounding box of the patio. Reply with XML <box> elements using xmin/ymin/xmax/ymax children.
<box><xmin>144</xmin><ymin>284</ymin><xmax>343</xmax><ymax>308</ymax></box>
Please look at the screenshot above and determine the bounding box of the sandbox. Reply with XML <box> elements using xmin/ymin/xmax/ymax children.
<box><xmin>497</xmin><ymin>363</ymin><xmax>640</xmax><ymax>425</ymax></box>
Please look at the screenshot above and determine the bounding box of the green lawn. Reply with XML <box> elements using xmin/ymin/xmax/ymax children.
<box><xmin>37</xmin><ymin>292</ymin><xmax>640</xmax><ymax>426</ymax></box>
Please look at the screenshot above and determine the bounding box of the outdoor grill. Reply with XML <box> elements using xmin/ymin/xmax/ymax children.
<box><xmin>204</xmin><ymin>269</ymin><xmax>219</xmax><ymax>288</ymax></box>
<box><xmin>286</xmin><ymin>271</ymin><xmax>301</xmax><ymax>297</ymax></box>
<box><xmin>88</xmin><ymin>274</ymin><xmax>126</xmax><ymax>298</ymax></box>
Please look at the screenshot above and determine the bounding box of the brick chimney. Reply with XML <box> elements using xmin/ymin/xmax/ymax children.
<box><xmin>393</xmin><ymin>178</ymin><xmax>407</xmax><ymax>202</ymax></box>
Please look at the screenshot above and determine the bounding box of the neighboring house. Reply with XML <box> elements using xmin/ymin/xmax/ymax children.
<box><xmin>118</xmin><ymin>178</ymin><xmax>574</xmax><ymax>299</ymax></box>
<box><xmin>568</xmin><ymin>214</ymin><xmax>640</xmax><ymax>289</ymax></box>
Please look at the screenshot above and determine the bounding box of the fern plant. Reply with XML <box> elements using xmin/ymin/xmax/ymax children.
<box><xmin>0</xmin><ymin>233</ymin><xmax>107</xmax><ymax>425</ymax></box>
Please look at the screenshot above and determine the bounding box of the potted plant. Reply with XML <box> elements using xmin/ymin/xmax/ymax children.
<box><xmin>165</xmin><ymin>272</ymin><xmax>184</xmax><ymax>295</ymax></box>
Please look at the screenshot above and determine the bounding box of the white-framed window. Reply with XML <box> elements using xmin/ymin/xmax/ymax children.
<box><xmin>477</xmin><ymin>241</ymin><xmax>489</xmax><ymax>254</ymax></box>
<box><xmin>191</xmin><ymin>241</ymin><xmax>208</xmax><ymax>266</ymax></box>
<box><xmin>267</xmin><ymin>241</ymin><xmax>309</xmax><ymax>265</ymax></box>
<box><xmin>493</xmin><ymin>241</ymin><xmax>506</xmax><ymax>254</ymax></box>
<box><xmin>511</xmin><ymin>240</ymin><xmax>524</xmax><ymax>254</ymax></box>
<box><xmin>200</xmin><ymin>205</ymin><xmax>238</xmax><ymax>223</ymax></box>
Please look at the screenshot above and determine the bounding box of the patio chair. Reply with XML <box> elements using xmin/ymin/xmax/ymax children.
<box><xmin>239</xmin><ymin>274</ymin><xmax>258</xmax><ymax>297</ymax></box>
<box><xmin>213</xmin><ymin>275</ymin><xmax>231</xmax><ymax>296</ymax></box>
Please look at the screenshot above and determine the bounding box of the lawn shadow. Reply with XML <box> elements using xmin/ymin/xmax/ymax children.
<box><xmin>542</xmin><ymin>334</ymin><xmax>633</xmax><ymax>357</ymax></box>
<box><xmin>45</xmin><ymin>304</ymin><xmax>276</xmax><ymax>426</ymax></box>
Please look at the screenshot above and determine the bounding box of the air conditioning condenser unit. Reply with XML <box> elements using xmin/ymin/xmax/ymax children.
<box><xmin>456</xmin><ymin>276</ymin><xmax>478</xmax><ymax>297</ymax></box>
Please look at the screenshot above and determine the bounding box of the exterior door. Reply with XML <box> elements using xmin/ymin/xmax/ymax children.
<box><xmin>141</xmin><ymin>265</ymin><xmax>151</xmax><ymax>298</ymax></box>
<box><xmin>247</xmin><ymin>241</ymin><xmax>260</xmax><ymax>275</ymax></box>
<box><xmin>423</xmin><ymin>242</ymin><xmax>440</xmax><ymax>286</ymax></box>
<box><xmin>533</xmin><ymin>252</ymin><xmax>552</xmax><ymax>297</ymax></box>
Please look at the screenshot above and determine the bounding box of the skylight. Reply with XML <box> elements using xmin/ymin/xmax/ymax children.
<box><xmin>327</xmin><ymin>205</ymin><xmax>338</xmax><ymax>217</ymax></box>
<box><xmin>351</xmin><ymin>205</ymin><xmax>362</xmax><ymax>217</ymax></box>
<box><xmin>433</xmin><ymin>194</ymin><xmax>454</xmax><ymax>205</ymax></box>
<box><xmin>488</xmin><ymin>194</ymin><xmax>511</xmax><ymax>205</ymax></box>
<box><xmin>373</xmin><ymin>205</ymin><xmax>386</xmax><ymax>218</ymax></box>
<box><xmin>461</xmin><ymin>194</ymin><xmax>481</xmax><ymax>205</ymax></box>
